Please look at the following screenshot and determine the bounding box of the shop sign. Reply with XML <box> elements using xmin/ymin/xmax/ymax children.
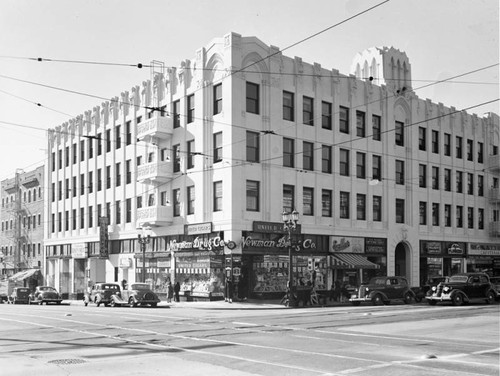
<box><xmin>119</xmin><ymin>258</ymin><xmax>132</xmax><ymax>268</ymax></box>
<box><xmin>71</xmin><ymin>243</ymin><xmax>87</xmax><ymax>259</ymax></box>
<box><xmin>365</xmin><ymin>238</ymin><xmax>387</xmax><ymax>254</ymax></box>
<box><xmin>446</xmin><ymin>242</ymin><xmax>465</xmax><ymax>256</ymax></box>
<box><xmin>157</xmin><ymin>259</ymin><xmax>171</xmax><ymax>268</ymax></box>
<box><xmin>241</xmin><ymin>235</ymin><xmax>316</xmax><ymax>251</ymax></box>
<box><xmin>329</xmin><ymin>236</ymin><xmax>364</xmax><ymax>253</ymax></box>
<box><xmin>252</xmin><ymin>221</ymin><xmax>301</xmax><ymax>234</ymax></box>
<box><xmin>469</xmin><ymin>243</ymin><xmax>500</xmax><ymax>256</ymax></box>
<box><xmin>420</xmin><ymin>241</ymin><xmax>443</xmax><ymax>256</ymax></box>
<box><xmin>185</xmin><ymin>222</ymin><xmax>212</xmax><ymax>236</ymax></box>
<box><xmin>169</xmin><ymin>236</ymin><xmax>226</xmax><ymax>252</ymax></box>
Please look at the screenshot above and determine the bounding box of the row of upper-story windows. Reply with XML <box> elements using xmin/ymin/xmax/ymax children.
<box><xmin>0</xmin><ymin>243</ymin><xmax>42</xmax><ymax>258</ymax></box>
<box><xmin>1</xmin><ymin>187</ymin><xmax>42</xmax><ymax>207</ymax></box>
<box><xmin>1</xmin><ymin>214</ymin><xmax>42</xmax><ymax>232</ymax></box>
<box><xmin>418</xmin><ymin>202</ymin><xmax>486</xmax><ymax>230</ymax></box>
<box><xmin>417</xmin><ymin>165</ymin><xmax>489</xmax><ymax>195</ymax></box>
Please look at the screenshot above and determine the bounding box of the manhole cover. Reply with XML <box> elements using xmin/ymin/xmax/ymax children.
<box><xmin>48</xmin><ymin>359</ymin><xmax>87</xmax><ymax>365</ymax></box>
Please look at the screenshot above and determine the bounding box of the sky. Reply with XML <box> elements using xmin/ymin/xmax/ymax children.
<box><xmin>0</xmin><ymin>0</ymin><xmax>498</xmax><ymax>181</ymax></box>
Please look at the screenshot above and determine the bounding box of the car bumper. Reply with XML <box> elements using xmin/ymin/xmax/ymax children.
<box><xmin>349</xmin><ymin>296</ymin><xmax>371</xmax><ymax>302</ymax></box>
<box><xmin>426</xmin><ymin>293</ymin><xmax>452</xmax><ymax>302</ymax></box>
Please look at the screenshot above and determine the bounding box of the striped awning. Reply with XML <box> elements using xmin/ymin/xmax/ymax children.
<box><xmin>330</xmin><ymin>253</ymin><xmax>380</xmax><ymax>269</ymax></box>
<box><xmin>8</xmin><ymin>268</ymin><xmax>40</xmax><ymax>282</ymax></box>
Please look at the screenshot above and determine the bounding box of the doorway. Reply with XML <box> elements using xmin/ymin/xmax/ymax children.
<box><xmin>395</xmin><ymin>242</ymin><xmax>409</xmax><ymax>278</ymax></box>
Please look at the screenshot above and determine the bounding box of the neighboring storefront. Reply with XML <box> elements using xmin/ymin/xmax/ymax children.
<box><xmin>467</xmin><ymin>243</ymin><xmax>500</xmax><ymax>276</ymax></box>
<box><xmin>419</xmin><ymin>241</ymin><xmax>466</xmax><ymax>284</ymax></box>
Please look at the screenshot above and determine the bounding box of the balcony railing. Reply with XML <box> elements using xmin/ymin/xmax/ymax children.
<box><xmin>490</xmin><ymin>221</ymin><xmax>500</xmax><ymax>237</ymax></box>
<box><xmin>136</xmin><ymin>115</ymin><xmax>173</xmax><ymax>141</ymax></box>
<box><xmin>490</xmin><ymin>188</ymin><xmax>500</xmax><ymax>202</ymax></box>
<box><xmin>136</xmin><ymin>205</ymin><xmax>173</xmax><ymax>226</ymax></box>
<box><xmin>137</xmin><ymin>161</ymin><xmax>173</xmax><ymax>183</ymax></box>
<box><xmin>488</xmin><ymin>154</ymin><xmax>500</xmax><ymax>172</ymax></box>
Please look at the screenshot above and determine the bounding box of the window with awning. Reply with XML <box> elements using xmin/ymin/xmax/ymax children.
<box><xmin>330</xmin><ymin>254</ymin><xmax>380</xmax><ymax>269</ymax></box>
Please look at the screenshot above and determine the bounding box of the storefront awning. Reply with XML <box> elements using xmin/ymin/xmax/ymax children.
<box><xmin>9</xmin><ymin>269</ymin><xmax>40</xmax><ymax>282</ymax></box>
<box><xmin>330</xmin><ymin>254</ymin><xmax>380</xmax><ymax>269</ymax></box>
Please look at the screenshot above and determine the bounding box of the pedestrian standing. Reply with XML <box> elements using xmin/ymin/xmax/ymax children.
<box><xmin>174</xmin><ymin>281</ymin><xmax>180</xmax><ymax>302</ymax></box>
<box><xmin>167</xmin><ymin>281</ymin><xmax>173</xmax><ymax>303</ymax></box>
<box><xmin>225</xmin><ymin>279</ymin><xmax>233</xmax><ymax>303</ymax></box>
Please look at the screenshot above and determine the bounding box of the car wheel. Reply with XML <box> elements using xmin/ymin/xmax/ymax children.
<box><xmin>129</xmin><ymin>298</ymin><xmax>137</xmax><ymax>308</ymax></box>
<box><xmin>452</xmin><ymin>293</ymin><xmax>464</xmax><ymax>306</ymax></box>
<box><xmin>485</xmin><ymin>291</ymin><xmax>495</xmax><ymax>304</ymax></box>
<box><xmin>404</xmin><ymin>292</ymin><xmax>413</xmax><ymax>304</ymax></box>
<box><xmin>372</xmin><ymin>294</ymin><xmax>383</xmax><ymax>306</ymax></box>
<box><xmin>351</xmin><ymin>301</ymin><xmax>360</xmax><ymax>306</ymax></box>
<box><xmin>414</xmin><ymin>296</ymin><xmax>422</xmax><ymax>303</ymax></box>
<box><xmin>428</xmin><ymin>300</ymin><xmax>437</xmax><ymax>306</ymax></box>
<box><xmin>109</xmin><ymin>299</ymin><xmax>116</xmax><ymax>308</ymax></box>
<box><xmin>38</xmin><ymin>300</ymin><xmax>43</xmax><ymax>305</ymax></box>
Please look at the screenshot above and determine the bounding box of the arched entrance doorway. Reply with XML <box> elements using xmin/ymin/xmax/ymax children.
<box><xmin>395</xmin><ymin>242</ymin><xmax>410</xmax><ymax>279</ymax></box>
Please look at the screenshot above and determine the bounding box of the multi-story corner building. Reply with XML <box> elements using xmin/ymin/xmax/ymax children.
<box><xmin>44</xmin><ymin>32</ymin><xmax>499</xmax><ymax>300</ymax></box>
<box><xmin>0</xmin><ymin>166</ymin><xmax>44</xmax><ymax>288</ymax></box>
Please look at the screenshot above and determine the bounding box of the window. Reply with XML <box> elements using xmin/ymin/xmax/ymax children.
<box><xmin>72</xmin><ymin>209</ymin><xmax>77</xmax><ymax>230</ymax></box>
<box><xmin>456</xmin><ymin>205</ymin><xmax>463</xmax><ymax>227</ymax></box>
<box><xmin>466</xmin><ymin>139</ymin><xmax>473</xmax><ymax>161</ymax></box>
<box><xmin>444</xmin><ymin>133</ymin><xmax>451</xmax><ymax>156</ymax></box>
<box><xmin>80</xmin><ymin>207</ymin><xmax>84</xmax><ymax>229</ymax></box>
<box><xmin>373</xmin><ymin>196</ymin><xmax>382</xmax><ymax>221</ymax></box>
<box><xmin>187</xmin><ymin>95</ymin><xmax>195</xmax><ymax>123</ymax></box>
<box><xmin>432</xmin><ymin>166</ymin><xmax>439</xmax><ymax>190</ymax></box>
<box><xmin>419</xmin><ymin>127</ymin><xmax>426</xmax><ymax>151</ymax></box>
<box><xmin>106</xmin><ymin>129</ymin><xmax>111</xmax><ymax>153</ymax></box>
<box><xmin>246</xmin><ymin>180</ymin><xmax>260</xmax><ymax>212</ymax></box>
<box><xmin>115</xmin><ymin>200</ymin><xmax>121</xmax><ymax>224</ymax></box>
<box><xmin>477</xmin><ymin>142</ymin><xmax>484</xmax><ymax>163</ymax></box>
<box><xmin>456</xmin><ymin>136</ymin><xmax>462</xmax><ymax>158</ymax></box>
<box><xmin>115</xmin><ymin>125</ymin><xmax>121</xmax><ymax>150</ymax></box>
<box><xmin>246</xmin><ymin>82</ymin><xmax>259</xmax><ymax>114</ymax></box>
<box><xmin>467</xmin><ymin>207</ymin><xmax>474</xmax><ymax>229</ymax></box>
<box><xmin>173</xmin><ymin>100</ymin><xmax>180</xmax><ymax>128</ymax></box>
<box><xmin>247</xmin><ymin>131</ymin><xmax>260</xmax><ymax>163</ymax></box>
<box><xmin>65</xmin><ymin>146</ymin><xmax>69</xmax><ymax>167</ymax></box>
<box><xmin>444</xmin><ymin>169</ymin><xmax>451</xmax><ymax>191</ymax></box>
<box><xmin>96</xmin><ymin>134</ymin><xmax>102</xmax><ymax>156</ymax></box>
<box><xmin>283</xmin><ymin>185</ymin><xmax>295</xmax><ymax>214</ymax></box>
<box><xmin>339</xmin><ymin>106</ymin><xmax>349</xmax><ymax>134</ymax></box>
<box><xmin>213</xmin><ymin>84</ymin><xmax>222</xmax><ymax>115</ymax></box>
<box><xmin>322</xmin><ymin>189</ymin><xmax>332</xmax><ymax>217</ymax></box>
<box><xmin>396</xmin><ymin>199</ymin><xmax>405</xmax><ymax>223</ymax></box>
<box><xmin>187</xmin><ymin>140</ymin><xmax>195</xmax><ymax>169</ymax></box>
<box><xmin>187</xmin><ymin>186</ymin><xmax>195</xmax><ymax>215</ymax></box>
<box><xmin>356</xmin><ymin>194</ymin><xmax>366</xmax><ymax>220</ymax></box>
<box><xmin>125</xmin><ymin>121</ymin><xmax>131</xmax><ymax>146</ymax></box>
<box><xmin>322</xmin><ymin>101</ymin><xmax>332</xmax><ymax>130</ymax></box>
<box><xmin>283</xmin><ymin>91</ymin><xmax>294</xmax><ymax>121</ymax></box>
<box><xmin>372</xmin><ymin>155</ymin><xmax>382</xmax><ymax>181</ymax></box>
<box><xmin>478</xmin><ymin>175</ymin><xmax>484</xmax><ymax>196</ymax></box>
<box><xmin>444</xmin><ymin>204</ymin><xmax>451</xmax><ymax>227</ymax></box>
<box><xmin>52</xmin><ymin>183</ymin><xmax>55</xmax><ymax>202</ymax></box>
<box><xmin>106</xmin><ymin>166</ymin><xmax>111</xmax><ymax>189</ymax></box>
<box><xmin>340</xmin><ymin>191</ymin><xmax>350</xmax><ymax>219</ymax></box>
<box><xmin>64</xmin><ymin>178</ymin><xmax>69</xmax><ymax>199</ymax></box>
<box><xmin>372</xmin><ymin>115</ymin><xmax>381</xmax><ymax>141</ymax></box>
<box><xmin>88</xmin><ymin>138</ymin><xmax>94</xmax><ymax>159</ymax></box>
<box><xmin>321</xmin><ymin>145</ymin><xmax>332</xmax><ymax>173</ymax></box>
<box><xmin>80</xmin><ymin>174</ymin><xmax>85</xmax><ymax>196</ymax></box>
<box><xmin>80</xmin><ymin>140</ymin><xmax>85</xmax><ymax>161</ymax></box>
<box><xmin>467</xmin><ymin>173</ymin><xmax>473</xmax><ymax>195</ymax></box>
<box><xmin>478</xmin><ymin>208</ymin><xmax>484</xmax><ymax>229</ymax></box>
<box><xmin>58</xmin><ymin>149</ymin><xmax>62</xmax><ymax>169</ymax></box>
<box><xmin>432</xmin><ymin>203</ymin><xmax>439</xmax><ymax>226</ymax></box>
<box><xmin>160</xmin><ymin>191</ymin><xmax>167</xmax><ymax>206</ymax></box>
<box><xmin>115</xmin><ymin>163</ymin><xmax>121</xmax><ymax>187</ymax></box>
<box><xmin>58</xmin><ymin>212</ymin><xmax>62</xmax><ymax>232</ymax></box>
<box><xmin>173</xmin><ymin>189</ymin><xmax>181</xmax><ymax>217</ymax></box>
<box><xmin>395</xmin><ymin>121</ymin><xmax>404</xmax><ymax>146</ymax></box>
<box><xmin>88</xmin><ymin>172</ymin><xmax>93</xmax><ymax>193</ymax></box>
<box><xmin>303</xmin><ymin>187</ymin><xmax>314</xmax><ymax>215</ymax></box>
<box><xmin>432</xmin><ymin>130</ymin><xmax>439</xmax><ymax>153</ymax></box>
<box><xmin>419</xmin><ymin>202</ymin><xmax>427</xmax><ymax>225</ymax></box>
<box><xmin>356</xmin><ymin>111</ymin><xmax>365</xmax><ymax>137</ymax></box>
<box><xmin>126</xmin><ymin>198</ymin><xmax>131</xmax><ymax>223</ymax></box>
<box><xmin>214</xmin><ymin>132</ymin><xmax>223</xmax><ymax>163</ymax></box>
<box><xmin>126</xmin><ymin>160</ymin><xmax>131</xmax><ymax>184</ymax></box>
<box><xmin>136</xmin><ymin>196</ymin><xmax>142</xmax><ymax>209</ymax></box>
<box><xmin>356</xmin><ymin>152</ymin><xmax>366</xmax><ymax>179</ymax></box>
<box><xmin>173</xmin><ymin>144</ymin><xmax>181</xmax><ymax>173</ymax></box>
<box><xmin>52</xmin><ymin>152</ymin><xmax>56</xmax><ymax>171</ymax></box>
<box><xmin>214</xmin><ymin>181</ymin><xmax>222</xmax><ymax>211</ymax></box>
<box><xmin>88</xmin><ymin>206</ymin><xmax>93</xmax><ymax>228</ymax></box>
<box><xmin>303</xmin><ymin>142</ymin><xmax>314</xmax><ymax>171</ymax></box>
<box><xmin>283</xmin><ymin>138</ymin><xmax>295</xmax><ymax>168</ymax></box>
<box><xmin>340</xmin><ymin>149</ymin><xmax>350</xmax><ymax>176</ymax></box>
<box><xmin>456</xmin><ymin>171</ymin><xmax>463</xmax><ymax>193</ymax></box>
<box><xmin>303</xmin><ymin>96</ymin><xmax>314</xmax><ymax>126</ymax></box>
<box><xmin>395</xmin><ymin>160</ymin><xmax>405</xmax><ymax>185</ymax></box>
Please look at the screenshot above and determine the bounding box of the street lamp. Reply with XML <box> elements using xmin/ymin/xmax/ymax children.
<box><xmin>282</xmin><ymin>210</ymin><xmax>299</xmax><ymax>307</ymax></box>
<box><xmin>138</xmin><ymin>225</ymin><xmax>152</xmax><ymax>283</ymax></box>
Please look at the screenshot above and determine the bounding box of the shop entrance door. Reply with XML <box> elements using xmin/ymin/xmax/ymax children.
<box><xmin>395</xmin><ymin>242</ymin><xmax>408</xmax><ymax>278</ymax></box>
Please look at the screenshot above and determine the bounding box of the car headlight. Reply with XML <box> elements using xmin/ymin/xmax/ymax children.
<box><xmin>443</xmin><ymin>286</ymin><xmax>450</xmax><ymax>293</ymax></box>
<box><xmin>431</xmin><ymin>286</ymin><xmax>437</xmax><ymax>291</ymax></box>
<box><xmin>365</xmin><ymin>287</ymin><xmax>370</xmax><ymax>292</ymax></box>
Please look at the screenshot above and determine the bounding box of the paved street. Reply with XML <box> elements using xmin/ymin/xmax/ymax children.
<box><xmin>0</xmin><ymin>300</ymin><xmax>498</xmax><ymax>375</ymax></box>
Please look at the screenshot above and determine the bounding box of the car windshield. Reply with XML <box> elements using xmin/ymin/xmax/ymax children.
<box><xmin>449</xmin><ymin>275</ymin><xmax>468</xmax><ymax>283</ymax></box>
<box><xmin>369</xmin><ymin>277</ymin><xmax>387</xmax><ymax>286</ymax></box>
<box><xmin>131</xmin><ymin>283</ymin><xmax>150</xmax><ymax>290</ymax></box>
<box><xmin>39</xmin><ymin>287</ymin><xmax>56</xmax><ymax>292</ymax></box>
<box><xmin>102</xmin><ymin>284</ymin><xmax>120</xmax><ymax>290</ymax></box>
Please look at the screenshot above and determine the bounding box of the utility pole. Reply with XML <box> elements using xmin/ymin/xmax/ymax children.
<box><xmin>14</xmin><ymin>170</ymin><xmax>21</xmax><ymax>274</ymax></box>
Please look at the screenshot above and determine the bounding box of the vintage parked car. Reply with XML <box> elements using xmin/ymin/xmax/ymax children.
<box><xmin>84</xmin><ymin>282</ymin><xmax>121</xmax><ymax>307</ymax></box>
<box><xmin>412</xmin><ymin>276</ymin><xmax>450</xmax><ymax>302</ymax></box>
<box><xmin>111</xmin><ymin>283</ymin><xmax>161</xmax><ymax>308</ymax></box>
<box><xmin>8</xmin><ymin>287</ymin><xmax>31</xmax><ymax>304</ymax></box>
<box><xmin>489</xmin><ymin>276</ymin><xmax>500</xmax><ymax>301</ymax></box>
<box><xmin>29</xmin><ymin>286</ymin><xmax>63</xmax><ymax>305</ymax></box>
<box><xmin>426</xmin><ymin>272</ymin><xmax>497</xmax><ymax>306</ymax></box>
<box><xmin>349</xmin><ymin>276</ymin><xmax>416</xmax><ymax>306</ymax></box>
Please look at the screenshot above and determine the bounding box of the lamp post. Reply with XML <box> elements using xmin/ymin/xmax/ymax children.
<box><xmin>138</xmin><ymin>225</ymin><xmax>152</xmax><ymax>283</ymax></box>
<box><xmin>282</xmin><ymin>210</ymin><xmax>299</xmax><ymax>307</ymax></box>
